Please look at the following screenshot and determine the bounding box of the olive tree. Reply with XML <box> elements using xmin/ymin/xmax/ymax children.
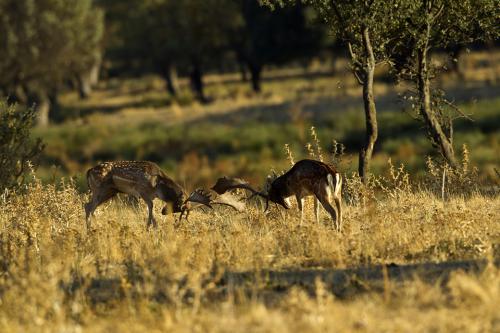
<box><xmin>0</xmin><ymin>101</ymin><xmax>43</xmax><ymax>192</ymax></box>
<box><xmin>394</xmin><ymin>0</ymin><xmax>499</xmax><ymax>167</ymax></box>
<box><xmin>0</xmin><ymin>0</ymin><xmax>104</xmax><ymax>125</ymax></box>
<box><xmin>265</xmin><ymin>0</ymin><xmax>407</xmax><ymax>182</ymax></box>
<box><xmin>233</xmin><ymin>0</ymin><xmax>326</xmax><ymax>93</ymax></box>
<box><xmin>102</xmin><ymin>0</ymin><xmax>240</xmax><ymax>103</ymax></box>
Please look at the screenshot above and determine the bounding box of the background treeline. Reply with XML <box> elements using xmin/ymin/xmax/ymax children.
<box><xmin>0</xmin><ymin>0</ymin><xmax>103</xmax><ymax>126</ymax></box>
<box><xmin>0</xmin><ymin>0</ymin><xmax>334</xmax><ymax>119</ymax></box>
<box><xmin>0</xmin><ymin>0</ymin><xmax>499</xmax><ymax>191</ymax></box>
<box><xmin>100</xmin><ymin>0</ymin><xmax>329</xmax><ymax>101</ymax></box>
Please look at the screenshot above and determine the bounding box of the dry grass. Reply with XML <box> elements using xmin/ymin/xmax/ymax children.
<box><xmin>2</xmin><ymin>51</ymin><xmax>499</xmax><ymax>332</ymax></box>
<box><xmin>0</xmin><ymin>166</ymin><xmax>498</xmax><ymax>332</ymax></box>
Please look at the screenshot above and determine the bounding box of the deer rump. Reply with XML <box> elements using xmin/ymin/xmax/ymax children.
<box><xmin>211</xmin><ymin>159</ymin><xmax>342</xmax><ymax>230</ymax></box>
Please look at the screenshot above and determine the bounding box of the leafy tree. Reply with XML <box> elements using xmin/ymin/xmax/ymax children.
<box><xmin>393</xmin><ymin>0</ymin><xmax>499</xmax><ymax>167</ymax></box>
<box><xmin>101</xmin><ymin>0</ymin><xmax>326</xmax><ymax>100</ymax></box>
<box><xmin>0</xmin><ymin>101</ymin><xmax>43</xmax><ymax>192</ymax></box>
<box><xmin>99</xmin><ymin>0</ymin><xmax>182</xmax><ymax>95</ymax></box>
<box><xmin>101</xmin><ymin>0</ymin><xmax>240</xmax><ymax>103</ymax></box>
<box><xmin>0</xmin><ymin>0</ymin><xmax>104</xmax><ymax>126</ymax></box>
<box><xmin>266</xmin><ymin>0</ymin><xmax>407</xmax><ymax>182</ymax></box>
<box><xmin>233</xmin><ymin>0</ymin><xmax>326</xmax><ymax>93</ymax></box>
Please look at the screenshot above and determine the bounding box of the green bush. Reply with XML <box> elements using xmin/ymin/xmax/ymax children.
<box><xmin>0</xmin><ymin>101</ymin><xmax>44</xmax><ymax>192</ymax></box>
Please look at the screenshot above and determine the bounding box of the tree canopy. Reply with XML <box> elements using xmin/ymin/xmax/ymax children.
<box><xmin>0</xmin><ymin>0</ymin><xmax>104</xmax><ymax>125</ymax></box>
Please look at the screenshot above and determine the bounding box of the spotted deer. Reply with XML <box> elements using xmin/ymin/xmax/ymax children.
<box><xmin>212</xmin><ymin>159</ymin><xmax>343</xmax><ymax>230</ymax></box>
<box><xmin>84</xmin><ymin>161</ymin><xmax>242</xmax><ymax>230</ymax></box>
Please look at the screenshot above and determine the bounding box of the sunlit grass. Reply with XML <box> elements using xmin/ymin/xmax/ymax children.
<box><xmin>0</xmin><ymin>166</ymin><xmax>498</xmax><ymax>331</ymax></box>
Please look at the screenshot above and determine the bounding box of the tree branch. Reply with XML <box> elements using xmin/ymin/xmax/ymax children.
<box><xmin>430</xmin><ymin>3</ymin><xmax>446</xmax><ymax>24</ymax></box>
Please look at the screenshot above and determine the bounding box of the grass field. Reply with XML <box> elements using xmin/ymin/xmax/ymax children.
<box><xmin>1</xmin><ymin>53</ymin><xmax>499</xmax><ymax>332</ymax></box>
<box><xmin>0</xmin><ymin>166</ymin><xmax>499</xmax><ymax>332</ymax></box>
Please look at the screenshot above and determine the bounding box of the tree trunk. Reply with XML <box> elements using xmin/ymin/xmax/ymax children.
<box><xmin>162</xmin><ymin>66</ymin><xmax>179</xmax><ymax>97</ymax></box>
<box><xmin>358</xmin><ymin>28</ymin><xmax>378</xmax><ymax>184</ymax></box>
<box><xmin>35</xmin><ymin>91</ymin><xmax>50</xmax><ymax>127</ymax></box>
<box><xmin>78</xmin><ymin>51</ymin><xmax>101</xmax><ymax>99</ymax></box>
<box><xmin>249</xmin><ymin>63</ymin><xmax>262</xmax><ymax>93</ymax></box>
<box><xmin>239</xmin><ymin>62</ymin><xmax>249</xmax><ymax>82</ymax></box>
<box><xmin>12</xmin><ymin>85</ymin><xmax>28</xmax><ymax>104</ymax></box>
<box><xmin>189</xmin><ymin>63</ymin><xmax>207</xmax><ymax>103</ymax></box>
<box><xmin>89</xmin><ymin>52</ymin><xmax>102</xmax><ymax>86</ymax></box>
<box><xmin>417</xmin><ymin>48</ymin><xmax>457</xmax><ymax>167</ymax></box>
<box><xmin>49</xmin><ymin>91</ymin><xmax>61</xmax><ymax>122</ymax></box>
<box><xmin>78</xmin><ymin>73</ymin><xmax>92</xmax><ymax>99</ymax></box>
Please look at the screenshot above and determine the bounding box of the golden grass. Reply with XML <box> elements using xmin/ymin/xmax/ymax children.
<box><xmin>3</xmin><ymin>51</ymin><xmax>499</xmax><ymax>332</ymax></box>
<box><xmin>0</xmin><ymin>170</ymin><xmax>498</xmax><ymax>332</ymax></box>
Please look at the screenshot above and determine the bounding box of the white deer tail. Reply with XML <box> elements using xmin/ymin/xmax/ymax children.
<box><xmin>327</xmin><ymin>173</ymin><xmax>342</xmax><ymax>197</ymax></box>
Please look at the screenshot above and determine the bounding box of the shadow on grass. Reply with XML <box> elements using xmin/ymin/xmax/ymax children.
<box><xmin>60</xmin><ymin>258</ymin><xmax>498</xmax><ymax>307</ymax></box>
<box><xmin>54</xmin><ymin>95</ymin><xmax>174</xmax><ymax>122</ymax></box>
<box><xmin>183</xmin><ymin>83</ymin><xmax>499</xmax><ymax>157</ymax></box>
<box><xmin>204</xmin><ymin>68</ymin><xmax>337</xmax><ymax>88</ymax></box>
<box><xmin>222</xmin><ymin>259</ymin><xmax>498</xmax><ymax>300</ymax></box>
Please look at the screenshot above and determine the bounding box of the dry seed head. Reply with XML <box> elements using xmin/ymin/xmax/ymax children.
<box><xmin>306</xmin><ymin>143</ymin><xmax>316</xmax><ymax>159</ymax></box>
<box><xmin>284</xmin><ymin>144</ymin><xmax>295</xmax><ymax>166</ymax></box>
<box><xmin>310</xmin><ymin>126</ymin><xmax>323</xmax><ymax>162</ymax></box>
<box><xmin>461</xmin><ymin>144</ymin><xmax>470</xmax><ymax>175</ymax></box>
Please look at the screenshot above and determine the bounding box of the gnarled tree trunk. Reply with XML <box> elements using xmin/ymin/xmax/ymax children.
<box><xmin>161</xmin><ymin>65</ymin><xmax>179</xmax><ymax>97</ymax></box>
<box><xmin>79</xmin><ymin>52</ymin><xmax>102</xmax><ymax>99</ymax></box>
<box><xmin>239</xmin><ymin>61</ymin><xmax>249</xmax><ymax>82</ymax></box>
<box><xmin>249</xmin><ymin>63</ymin><xmax>262</xmax><ymax>93</ymax></box>
<box><xmin>358</xmin><ymin>28</ymin><xmax>378</xmax><ymax>184</ymax></box>
<box><xmin>34</xmin><ymin>91</ymin><xmax>50</xmax><ymax>127</ymax></box>
<box><xmin>417</xmin><ymin>48</ymin><xmax>457</xmax><ymax>167</ymax></box>
<box><xmin>189</xmin><ymin>62</ymin><xmax>207</xmax><ymax>103</ymax></box>
<box><xmin>78</xmin><ymin>73</ymin><xmax>92</xmax><ymax>99</ymax></box>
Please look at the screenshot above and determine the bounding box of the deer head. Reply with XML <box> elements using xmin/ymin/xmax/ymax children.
<box><xmin>212</xmin><ymin>159</ymin><xmax>342</xmax><ymax>230</ymax></box>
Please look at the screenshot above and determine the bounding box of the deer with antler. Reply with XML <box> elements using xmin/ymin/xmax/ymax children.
<box><xmin>212</xmin><ymin>159</ymin><xmax>342</xmax><ymax>230</ymax></box>
<box><xmin>84</xmin><ymin>161</ymin><xmax>243</xmax><ymax>230</ymax></box>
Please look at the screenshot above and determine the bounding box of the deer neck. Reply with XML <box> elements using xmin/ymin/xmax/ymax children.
<box><xmin>274</xmin><ymin>176</ymin><xmax>293</xmax><ymax>198</ymax></box>
<box><xmin>155</xmin><ymin>177</ymin><xmax>184</xmax><ymax>202</ymax></box>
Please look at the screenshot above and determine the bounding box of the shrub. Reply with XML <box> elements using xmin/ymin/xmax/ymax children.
<box><xmin>0</xmin><ymin>101</ymin><xmax>44</xmax><ymax>192</ymax></box>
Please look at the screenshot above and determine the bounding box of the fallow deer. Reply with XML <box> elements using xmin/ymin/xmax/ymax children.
<box><xmin>212</xmin><ymin>159</ymin><xmax>342</xmax><ymax>230</ymax></box>
<box><xmin>84</xmin><ymin>161</ymin><xmax>243</xmax><ymax>230</ymax></box>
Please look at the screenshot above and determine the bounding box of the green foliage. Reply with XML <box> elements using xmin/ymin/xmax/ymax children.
<box><xmin>101</xmin><ymin>0</ymin><xmax>328</xmax><ymax>94</ymax></box>
<box><xmin>392</xmin><ymin>0</ymin><xmax>499</xmax><ymax>165</ymax></box>
<box><xmin>0</xmin><ymin>0</ymin><xmax>104</xmax><ymax>123</ymax></box>
<box><xmin>393</xmin><ymin>0</ymin><xmax>499</xmax><ymax>83</ymax></box>
<box><xmin>102</xmin><ymin>0</ymin><xmax>240</xmax><ymax>73</ymax></box>
<box><xmin>0</xmin><ymin>0</ymin><xmax>103</xmax><ymax>88</ymax></box>
<box><xmin>235</xmin><ymin>1</ymin><xmax>327</xmax><ymax>70</ymax></box>
<box><xmin>265</xmin><ymin>0</ymin><xmax>407</xmax><ymax>66</ymax></box>
<box><xmin>0</xmin><ymin>101</ymin><xmax>43</xmax><ymax>192</ymax></box>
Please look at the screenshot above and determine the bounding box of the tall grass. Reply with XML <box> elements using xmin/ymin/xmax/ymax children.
<box><xmin>0</xmin><ymin>160</ymin><xmax>498</xmax><ymax>331</ymax></box>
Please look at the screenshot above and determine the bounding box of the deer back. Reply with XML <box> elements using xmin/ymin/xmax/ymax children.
<box><xmin>270</xmin><ymin>159</ymin><xmax>339</xmax><ymax>198</ymax></box>
<box><xmin>87</xmin><ymin>161</ymin><xmax>185</xmax><ymax>204</ymax></box>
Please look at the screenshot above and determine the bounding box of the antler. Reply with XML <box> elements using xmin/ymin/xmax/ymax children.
<box><xmin>212</xmin><ymin>192</ymin><xmax>246</xmax><ymax>212</ymax></box>
<box><xmin>184</xmin><ymin>188</ymin><xmax>246</xmax><ymax>212</ymax></box>
<box><xmin>185</xmin><ymin>188</ymin><xmax>213</xmax><ymax>208</ymax></box>
<box><xmin>211</xmin><ymin>176</ymin><xmax>268</xmax><ymax>199</ymax></box>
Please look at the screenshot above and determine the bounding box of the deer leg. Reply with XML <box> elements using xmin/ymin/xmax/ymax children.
<box><xmin>84</xmin><ymin>200</ymin><xmax>94</xmax><ymax>230</ymax></box>
<box><xmin>333</xmin><ymin>193</ymin><xmax>342</xmax><ymax>231</ymax></box>
<box><xmin>314</xmin><ymin>198</ymin><xmax>320</xmax><ymax>224</ymax></box>
<box><xmin>84</xmin><ymin>189</ymin><xmax>117</xmax><ymax>231</ymax></box>
<box><xmin>296</xmin><ymin>195</ymin><xmax>304</xmax><ymax>225</ymax></box>
<box><xmin>141</xmin><ymin>197</ymin><xmax>157</xmax><ymax>229</ymax></box>
<box><xmin>315</xmin><ymin>187</ymin><xmax>340</xmax><ymax>231</ymax></box>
